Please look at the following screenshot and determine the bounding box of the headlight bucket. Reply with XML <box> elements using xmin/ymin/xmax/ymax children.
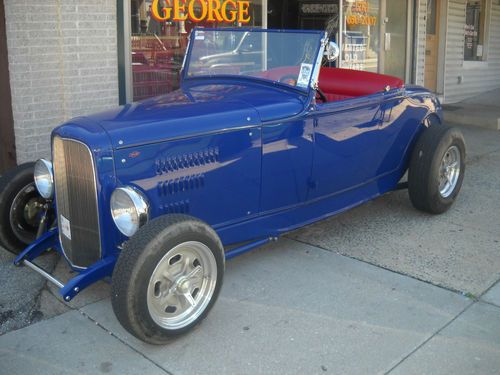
<box><xmin>34</xmin><ymin>159</ymin><xmax>54</xmax><ymax>199</ymax></box>
<box><xmin>110</xmin><ymin>186</ymin><xmax>149</xmax><ymax>237</ymax></box>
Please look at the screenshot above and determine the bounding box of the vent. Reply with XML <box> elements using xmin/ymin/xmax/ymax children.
<box><xmin>155</xmin><ymin>147</ymin><xmax>219</xmax><ymax>175</ymax></box>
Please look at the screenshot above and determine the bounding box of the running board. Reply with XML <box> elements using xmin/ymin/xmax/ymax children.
<box><xmin>224</xmin><ymin>237</ymin><xmax>278</xmax><ymax>260</ymax></box>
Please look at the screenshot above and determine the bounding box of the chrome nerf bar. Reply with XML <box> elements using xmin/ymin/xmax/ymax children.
<box><xmin>22</xmin><ymin>259</ymin><xmax>64</xmax><ymax>289</ymax></box>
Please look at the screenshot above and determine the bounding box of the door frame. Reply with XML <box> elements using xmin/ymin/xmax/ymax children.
<box><xmin>422</xmin><ymin>0</ymin><xmax>446</xmax><ymax>94</ymax></box>
<box><xmin>436</xmin><ymin>0</ymin><xmax>447</xmax><ymax>95</ymax></box>
<box><xmin>0</xmin><ymin>0</ymin><xmax>17</xmax><ymax>172</ymax></box>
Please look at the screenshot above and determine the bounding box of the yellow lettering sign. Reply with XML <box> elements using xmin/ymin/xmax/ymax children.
<box><xmin>237</xmin><ymin>1</ymin><xmax>251</xmax><ymax>23</ymax></box>
<box><xmin>221</xmin><ymin>0</ymin><xmax>237</xmax><ymax>22</ymax></box>
<box><xmin>346</xmin><ymin>14</ymin><xmax>377</xmax><ymax>26</ymax></box>
<box><xmin>151</xmin><ymin>0</ymin><xmax>252</xmax><ymax>24</ymax></box>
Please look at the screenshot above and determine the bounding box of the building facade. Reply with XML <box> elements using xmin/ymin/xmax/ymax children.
<box><xmin>1</xmin><ymin>0</ymin><xmax>499</xmax><ymax>172</ymax></box>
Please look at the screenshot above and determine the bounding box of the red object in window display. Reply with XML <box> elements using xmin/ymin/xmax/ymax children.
<box><xmin>133</xmin><ymin>65</ymin><xmax>180</xmax><ymax>101</ymax></box>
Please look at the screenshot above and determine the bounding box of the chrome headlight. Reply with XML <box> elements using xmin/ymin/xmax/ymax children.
<box><xmin>110</xmin><ymin>186</ymin><xmax>149</xmax><ymax>237</ymax></box>
<box><xmin>34</xmin><ymin>159</ymin><xmax>54</xmax><ymax>199</ymax></box>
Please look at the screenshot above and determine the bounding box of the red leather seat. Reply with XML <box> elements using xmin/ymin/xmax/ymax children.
<box><xmin>318</xmin><ymin>68</ymin><xmax>404</xmax><ymax>102</ymax></box>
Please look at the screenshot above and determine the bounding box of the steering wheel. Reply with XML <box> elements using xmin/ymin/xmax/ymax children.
<box><xmin>278</xmin><ymin>74</ymin><xmax>298</xmax><ymax>87</ymax></box>
<box><xmin>316</xmin><ymin>87</ymin><xmax>327</xmax><ymax>103</ymax></box>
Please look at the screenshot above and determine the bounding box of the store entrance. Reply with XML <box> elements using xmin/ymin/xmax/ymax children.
<box><xmin>341</xmin><ymin>0</ymin><xmax>413</xmax><ymax>81</ymax></box>
<box><xmin>382</xmin><ymin>0</ymin><xmax>411</xmax><ymax>80</ymax></box>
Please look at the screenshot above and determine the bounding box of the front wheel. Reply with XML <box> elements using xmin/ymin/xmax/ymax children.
<box><xmin>408</xmin><ymin>123</ymin><xmax>466</xmax><ymax>214</ymax></box>
<box><xmin>111</xmin><ymin>214</ymin><xmax>224</xmax><ymax>344</ymax></box>
<box><xmin>0</xmin><ymin>162</ymin><xmax>52</xmax><ymax>254</ymax></box>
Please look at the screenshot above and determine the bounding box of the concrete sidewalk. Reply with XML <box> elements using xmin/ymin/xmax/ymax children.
<box><xmin>1</xmin><ymin>124</ymin><xmax>500</xmax><ymax>374</ymax></box>
<box><xmin>1</xmin><ymin>238</ymin><xmax>500</xmax><ymax>374</ymax></box>
<box><xmin>443</xmin><ymin>88</ymin><xmax>500</xmax><ymax>130</ymax></box>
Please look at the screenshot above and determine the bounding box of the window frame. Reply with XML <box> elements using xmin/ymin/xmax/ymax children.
<box><xmin>463</xmin><ymin>0</ymin><xmax>491</xmax><ymax>65</ymax></box>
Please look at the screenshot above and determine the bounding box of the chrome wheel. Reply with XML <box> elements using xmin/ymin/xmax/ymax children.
<box><xmin>147</xmin><ymin>241</ymin><xmax>217</xmax><ymax>330</ymax></box>
<box><xmin>439</xmin><ymin>145</ymin><xmax>461</xmax><ymax>198</ymax></box>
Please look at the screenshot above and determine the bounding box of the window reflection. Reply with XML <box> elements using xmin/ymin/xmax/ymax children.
<box><xmin>130</xmin><ymin>0</ymin><xmax>263</xmax><ymax>101</ymax></box>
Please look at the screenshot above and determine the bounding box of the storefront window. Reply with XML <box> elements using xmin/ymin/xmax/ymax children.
<box><xmin>130</xmin><ymin>0</ymin><xmax>264</xmax><ymax>101</ymax></box>
<box><xmin>341</xmin><ymin>0</ymin><xmax>380</xmax><ymax>72</ymax></box>
<box><xmin>297</xmin><ymin>1</ymin><xmax>339</xmax><ymax>37</ymax></box>
<box><xmin>464</xmin><ymin>0</ymin><xmax>486</xmax><ymax>61</ymax></box>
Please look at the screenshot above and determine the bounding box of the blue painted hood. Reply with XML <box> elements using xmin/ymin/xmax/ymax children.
<box><xmin>82</xmin><ymin>81</ymin><xmax>307</xmax><ymax>149</ymax></box>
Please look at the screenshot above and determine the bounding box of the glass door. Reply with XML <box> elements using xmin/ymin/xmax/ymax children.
<box><xmin>341</xmin><ymin>0</ymin><xmax>381</xmax><ymax>73</ymax></box>
<box><xmin>339</xmin><ymin>0</ymin><xmax>412</xmax><ymax>81</ymax></box>
<box><xmin>382</xmin><ymin>0</ymin><xmax>410</xmax><ymax>80</ymax></box>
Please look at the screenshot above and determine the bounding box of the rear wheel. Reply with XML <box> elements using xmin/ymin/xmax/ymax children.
<box><xmin>111</xmin><ymin>214</ymin><xmax>224</xmax><ymax>344</ymax></box>
<box><xmin>408</xmin><ymin>123</ymin><xmax>466</xmax><ymax>214</ymax></box>
<box><xmin>0</xmin><ymin>163</ymin><xmax>52</xmax><ymax>254</ymax></box>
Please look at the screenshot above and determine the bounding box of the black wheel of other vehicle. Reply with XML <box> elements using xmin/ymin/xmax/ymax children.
<box><xmin>111</xmin><ymin>214</ymin><xmax>225</xmax><ymax>344</ymax></box>
<box><xmin>0</xmin><ymin>162</ymin><xmax>50</xmax><ymax>254</ymax></box>
<box><xmin>408</xmin><ymin>123</ymin><xmax>466</xmax><ymax>214</ymax></box>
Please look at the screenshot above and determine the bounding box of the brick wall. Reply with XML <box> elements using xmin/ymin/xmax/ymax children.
<box><xmin>4</xmin><ymin>0</ymin><xmax>119</xmax><ymax>164</ymax></box>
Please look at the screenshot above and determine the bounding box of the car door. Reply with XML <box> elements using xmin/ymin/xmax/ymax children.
<box><xmin>308</xmin><ymin>95</ymin><xmax>384</xmax><ymax>200</ymax></box>
<box><xmin>260</xmin><ymin>117</ymin><xmax>315</xmax><ymax>212</ymax></box>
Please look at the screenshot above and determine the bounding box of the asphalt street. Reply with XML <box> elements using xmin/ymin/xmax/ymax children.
<box><xmin>1</xmin><ymin>124</ymin><xmax>499</xmax><ymax>374</ymax></box>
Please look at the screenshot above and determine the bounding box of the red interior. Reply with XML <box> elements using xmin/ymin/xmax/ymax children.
<box><xmin>318</xmin><ymin>67</ymin><xmax>404</xmax><ymax>102</ymax></box>
<box><xmin>251</xmin><ymin>66</ymin><xmax>405</xmax><ymax>103</ymax></box>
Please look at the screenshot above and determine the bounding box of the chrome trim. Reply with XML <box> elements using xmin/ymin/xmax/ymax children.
<box><xmin>439</xmin><ymin>145</ymin><xmax>461</xmax><ymax>198</ymax></box>
<box><xmin>52</xmin><ymin>136</ymin><xmax>102</xmax><ymax>269</ymax></box>
<box><xmin>34</xmin><ymin>159</ymin><xmax>54</xmax><ymax>199</ymax></box>
<box><xmin>310</xmin><ymin>32</ymin><xmax>328</xmax><ymax>90</ymax></box>
<box><xmin>111</xmin><ymin>186</ymin><xmax>150</xmax><ymax>237</ymax></box>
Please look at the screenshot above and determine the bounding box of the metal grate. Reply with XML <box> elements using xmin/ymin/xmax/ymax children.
<box><xmin>53</xmin><ymin>137</ymin><xmax>101</xmax><ymax>268</ymax></box>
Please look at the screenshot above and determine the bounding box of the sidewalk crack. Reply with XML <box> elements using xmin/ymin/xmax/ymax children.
<box><xmin>384</xmin><ymin>301</ymin><xmax>475</xmax><ymax>374</ymax></box>
<box><xmin>78</xmin><ymin>310</ymin><xmax>174</xmax><ymax>375</ymax></box>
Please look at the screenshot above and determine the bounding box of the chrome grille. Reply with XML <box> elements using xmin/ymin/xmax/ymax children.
<box><xmin>53</xmin><ymin>137</ymin><xmax>101</xmax><ymax>268</ymax></box>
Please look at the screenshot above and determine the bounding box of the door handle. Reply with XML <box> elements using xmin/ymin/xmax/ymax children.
<box><xmin>385</xmin><ymin>33</ymin><xmax>391</xmax><ymax>51</ymax></box>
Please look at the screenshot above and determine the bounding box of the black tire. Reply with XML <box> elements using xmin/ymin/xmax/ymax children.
<box><xmin>408</xmin><ymin>123</ymin><xmax>466</xmax><ymax>214</ymax></box>
<box><xmin>111</xmin><ymin>214</ymin><xmax>225</xmax><ymax>344</ymax></box>
<box><xmin>0</xmin><ymin>162</ymin><xmax>45</xmax><ymax>254</ymax></box>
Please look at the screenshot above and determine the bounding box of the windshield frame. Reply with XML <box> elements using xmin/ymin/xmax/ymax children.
<box><xmin>181</xmin><ymin>27</ymin><xmax>327</xmax><ymax>95</ymax></box>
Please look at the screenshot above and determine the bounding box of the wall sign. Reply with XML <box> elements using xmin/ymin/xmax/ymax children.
<box><xmin>345</xmin><ymin>1</ymin><xmax>377</xmax><ymax>26</ymax></box>
<box><xmin>151</xmin><ymin>0</ymin><xmax>252</xmax><ymax>24</ymax></box>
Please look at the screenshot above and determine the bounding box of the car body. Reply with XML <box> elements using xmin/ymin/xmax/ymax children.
<box><xmin>9</xmin><ymin>28</ymin><xmax>459</xmax><ymax>342</ymax></box>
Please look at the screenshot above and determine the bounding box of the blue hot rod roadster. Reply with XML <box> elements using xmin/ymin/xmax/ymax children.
<box><xmin>0</xmin><ymin>28</ymin><xmax>465</xmax><ymax>344</ymax></box>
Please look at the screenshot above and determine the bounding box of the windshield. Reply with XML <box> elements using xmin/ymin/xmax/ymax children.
<box><xmin>184</xmin><ymin>29</ymin><xmax>325</xmax><ymax>91</ymax></box>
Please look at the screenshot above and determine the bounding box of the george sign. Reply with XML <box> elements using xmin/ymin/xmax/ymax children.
<box><xmin>151</xmin><ymin>0</ymin><xmax>252</xmax><ymax>24</ymax></box>
<box><xmin>300</xmin><ymin>3</ymin><xmax>338</xmax><ymax>15</ymax></box>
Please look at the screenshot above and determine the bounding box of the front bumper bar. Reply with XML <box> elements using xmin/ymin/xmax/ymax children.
<box><xmin>14</xmin><ymin>229</ymin><xmax>116</xmax><ymax>301</ymax></box>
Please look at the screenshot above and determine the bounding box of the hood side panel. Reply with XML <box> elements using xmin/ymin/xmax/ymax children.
<box><xmin>114</xmin><ymin>127</ymin><xmax>262</xmax><ymax>228</ymax></box>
